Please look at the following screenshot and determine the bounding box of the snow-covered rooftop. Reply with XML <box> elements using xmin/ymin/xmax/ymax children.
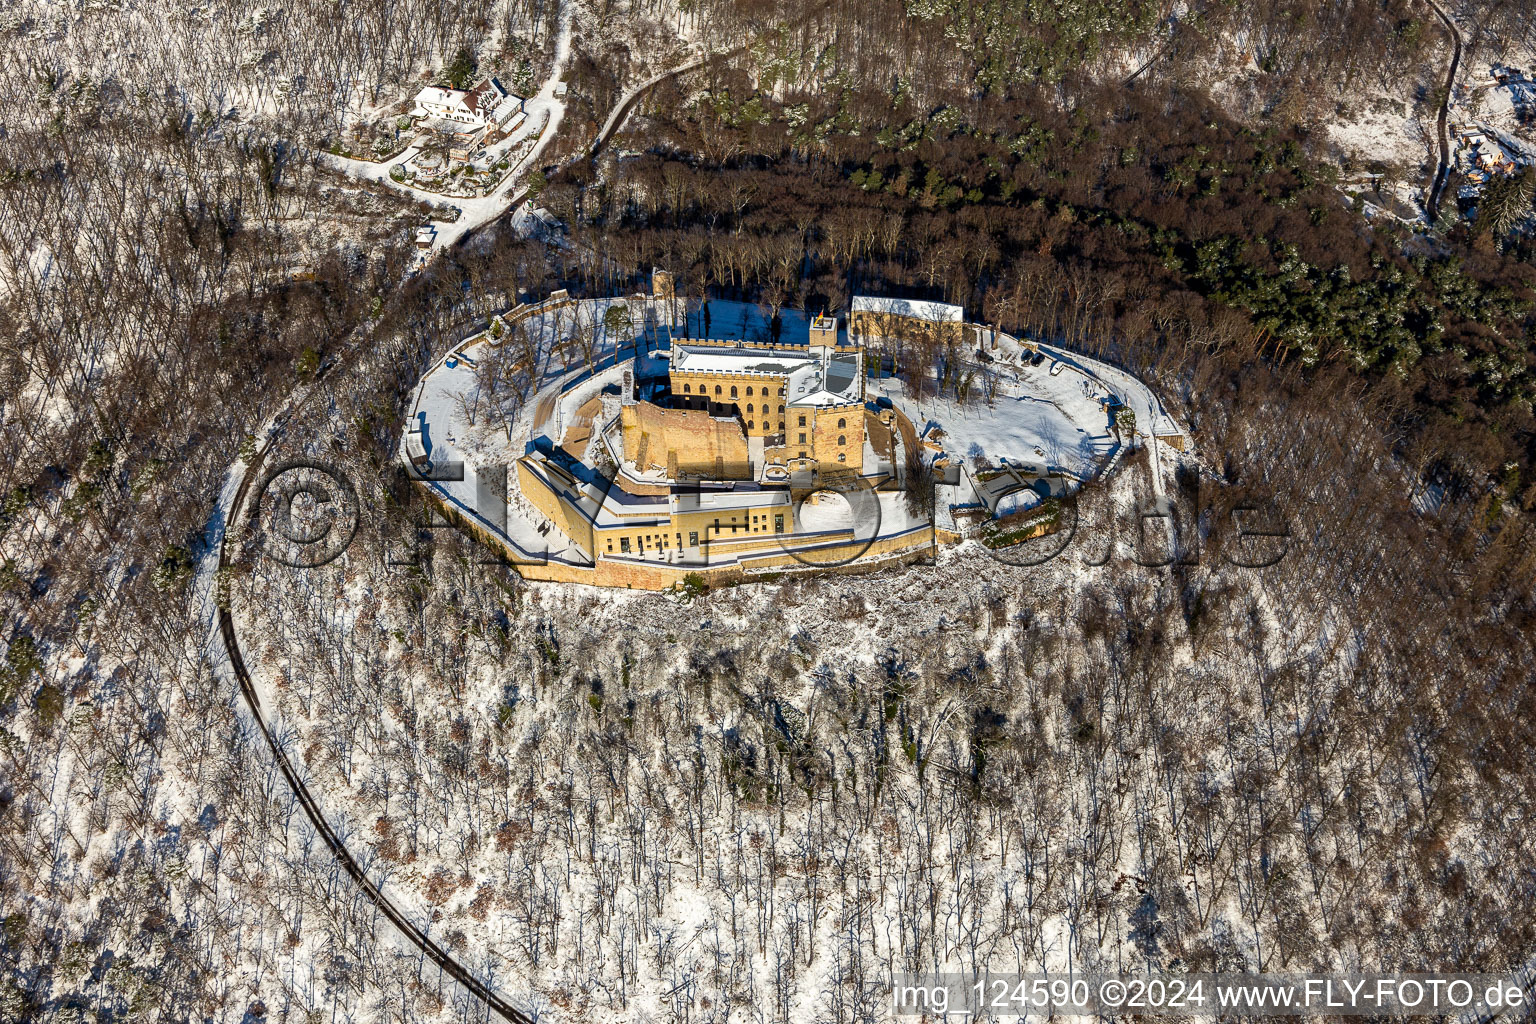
<box><xmin>414</xmin><ymin>86</ymin><xmax>461</xmax><ymax>108</ymax></box>
<box><xmin>490</xmin><ymin>97</ymin><xmax>525</xmax><ymax>126</ymax></box>
<box><xmin>852</xmin><ymin>295</ymin><xmax>963</xmax><ymax>322</ymax></box>
<box><xmin>672</xmin><ymin>345</ymin><xmax>815</xmax><ymax>377</ymax></box>
<box><xmin>411</xmin><ymin>79</ymin><xmax>523</xmax><ymax>130</ymax></box>
<box><xmin>673</xmin><ymin>487</ymin><xmax>792</xmax><ymax>513</ymax></box>
<box><xmin>786</xmin><ymin>349</ymin><xmax>862</xmax><ymax>407</ymax></box>
<box><xmin>672</xmin><ymin>344</ymin><xmax>862</xmax><ymax>407</ymax></box>
<box><xmin>464</xmin><ymin>78</ymin><xmax>505</xmax><ymax>111</ymax></box>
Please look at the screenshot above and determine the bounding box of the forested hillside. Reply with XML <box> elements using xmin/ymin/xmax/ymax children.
<box><xmin>562</xmin><ymin>45</ymin><xmax>1536</xmax><ymax>496</ymax></box>
<box><xmin>2</xmin><ymin>0</ymin><xmax>1536</xmax><ymax>1020</ymax></box>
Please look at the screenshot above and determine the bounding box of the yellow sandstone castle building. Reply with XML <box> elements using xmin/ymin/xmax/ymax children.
<box><xmin>406</xmin><ymin>282</ymin><xmax>1182</xmax><ymax>589</ymax></box>
<box><xmin>514</xmin><ymin>326</ymin><xmax>885</xmax><ymax>574</ymax></box>
<box><xmin>406</xmin><ymin>283</ymin><xmax>1107</xmax><ymax>589</ymax></box>
<box><xmin>628</xmin><ymin>333</ymin><xmax>866</xmax><ymax>477</ymax></box>
<box><xmin>499</xmin><ymin>293</ymin><xmax>953</xmax><ymax>585</ymax></box>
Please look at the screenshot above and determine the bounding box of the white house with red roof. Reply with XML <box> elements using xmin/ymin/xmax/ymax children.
<box><xmin>411</xmin><ymin>78</ymin><xmax>526</xmax><ymax>131</ymax></box>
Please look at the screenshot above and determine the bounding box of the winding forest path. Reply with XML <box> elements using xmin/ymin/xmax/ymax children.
<box><xmin>195</xmin><ymin>40</ymin><xmax>724</xmax><ymax>1018</ymax></box>
<box><xmin>459</xmin><ymin>51</ymin><xmax>717</xmax><ymax>249</ymax></box>
<box><xmin>200</xmin><ymin>349</ymin><xmax>535</xmax><ymax>1022</ymax></box>
<box><xmin>589</xmin><ymin>55</ymin><xmax>710</xmax><ymax>158</ymax></box>
<box><xmin>1423</xmin><ymin>0</ymin><xmax>1463</xmax><ymax>222</ymax></box>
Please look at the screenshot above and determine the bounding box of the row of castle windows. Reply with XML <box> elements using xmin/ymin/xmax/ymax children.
<box><xmin>677</xmin><ymin>385</ymin><xmax>851</xmax><ymax>431</ymax></box>
<box><xmin>604</xmin><ymin>514</ymin><xmax>789</xmax><ymax>555</ymax></box>
<box><xmin>682</xmin><ymin>383</ymin><xmax>787</xmax><ymax>398</ymax></box>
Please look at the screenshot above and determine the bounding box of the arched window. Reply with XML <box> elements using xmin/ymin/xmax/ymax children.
<box><xmin>683</xmin><ymin>383</ymin><xmax>691</xmax><ymax>393</ymax></box>
<box><xmin>778</xmin><ymin>404</ymin><xmax>785</xmax><ymax>413</ymax></box>
<box><xmin>730</xmin><ymin>385</ymin><xmax>738</xmax><ymax>398</ymax></box>
<box><xmin>747</xmin><ymin>403</ymin><xmax>754</xmax><ymax>413</ymax></box>
<box><xmin>748</xmin><ymin>420</ymin><xmax>755</xmax><ymax>430</ymax></box>
<box><xmin>838</xmin><ymin>435</ymin><xmax>846</xmax><ymax>446</ymax></box>
<box><xmin>838</xmin><ymin>417</ymin><xmax>846</xmax><ymax>428</ymax></box>
<box><xmin>837</xmin><ymin>453</ymin><xmax>846</xmax><ymax>462</ymax></box>
<box><xmin>746</xmin><ymin>386</ymin><xmax>754</xmax><ymax>396</ymax></box>
<box><xmin>778</xmin><ymin>421</ymin><xmax>784</xmax><ymax>431</ymax></box>
<box><xmin>714</xmin><ymin>385</ymin><xmax>722</xmax><ymax>396</ymax></box>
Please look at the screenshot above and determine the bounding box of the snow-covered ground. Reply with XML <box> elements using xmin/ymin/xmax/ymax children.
<box><xmin>321</xmin><ymin>4</ymin><xmax>577</xmax><ymax>254</ymax></box>
<box><xmin>1324</xmin><ymin>97</ymin><xmax>1438</xmax><ymax>174</ymax></box>
<box><xmin>795</xmin><ymin>491</ymin><xmax>855</xmax><ymax>532</ymax></box>
<box><xmin>1468</xmin><ymin>74</ymin><xmax>1536</xmax><ymax>135</ymax></box>
<box><xmin>877</xmin><ymin>329</ymin><xmax>1182</xmax><ymax>520</ymax></box>
<box><xmin>404</xmin><ymin>296</ymin><xmax>649</xmax><ymax>564</ymax></box>
<box><xmin>876</xmin><ymin>369</ymin><xmax>1113</xmax><ymax>480</ymax></box>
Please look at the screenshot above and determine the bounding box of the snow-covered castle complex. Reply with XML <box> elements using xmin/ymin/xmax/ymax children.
<box><xmin>401</xmin><ymin>275</ymin><xmax>1183</xmax><ymax>590</ymax></box>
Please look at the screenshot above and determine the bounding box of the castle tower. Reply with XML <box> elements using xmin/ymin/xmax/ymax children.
<box><xmin>651</xmin><ymin>269</ymin><xmax>678</xmax><ymax>327</ymax></box>
<box><xmin>809</xmin><ymin>313</ymin><xmax>837</xmax><ymax>348</ymax></box>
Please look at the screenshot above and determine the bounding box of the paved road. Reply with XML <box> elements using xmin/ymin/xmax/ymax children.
<box><xmin>1424</xmin><ymin>0</ymin><xmax>1463</xmax><ymax>222</ymax></box>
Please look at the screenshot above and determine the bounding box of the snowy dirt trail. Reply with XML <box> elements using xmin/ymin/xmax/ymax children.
<box><xmin>1424</xmin><ymin>0</ymin><xmax>1463</xmax><ymax>220</ymax></box>
<box><xmin>193</xmin><ymin>329</ymin><xmax>539</xmax><ymax>1024</ymax></box>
